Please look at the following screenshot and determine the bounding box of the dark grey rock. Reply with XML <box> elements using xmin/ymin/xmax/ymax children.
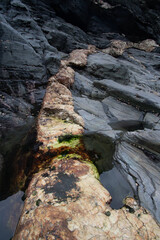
<box><xmin>87</xmin><ymin>52</ymin><xmax>160</xmax><ymax>91</ymax></box>
<box><xmin>123</xmin><ymin>130</ymin><xmax>160</xmax><ymax>154</ymax></box>
<box><xmin>73</xmin><ymin>96</ymin><xmax>112</xmax><ymax>132</ymax></box>
<box><xmin>78</xmin><ymin>109</ymin><xmax>111</xmax><ymax>132</ymax></box>
<box><xmin>87</xmin><ymin>53</ymin><xmax>129</xmax><ymax>84</ymax></box>
<box><xmin>44</xmin><ymin>0</ymin><xmax>160</xmax><ymax>42</ymax></box>
<box><xmin>94</xmin><ymin>79</ymin><xmax>160</xmax><ymax>113</ymax></box>
<box><xmin>144</xmin><ymin>112</ymin><xmax>159</xmax><ymax>129</ymax></box>
<box><xmin>102</xmin><ymin>96</ymin><xmax>143</xmax><ymax>121</ymax></box>
<box><xmin>72</xmin><ymin>72</ymin><xmax>106</xmax><ymax>99</ymax></box>
<box><xmin>74</xmin><ymin>97</ymin><xmax>108</xmax><ymax>119</ymax></box>
<box><xmin>115</xmin><ymin>141</ymin><xmax>160</xmax><ymax>222</ymax></box>
<box><xmin>0</xmin><ymin>154</ymin><xmax>3</xmax><ymax>173</ymax></box>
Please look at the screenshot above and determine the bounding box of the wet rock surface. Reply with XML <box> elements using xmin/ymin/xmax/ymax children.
<box><xmin>0</xmin><ymin>0</ymin><xmax>160</xmax><ymax>238</ymax></box>
<box><xmin>14</xmin><ymin>48</ymin><xmax>160</xmax><ymax>239</ymax></box>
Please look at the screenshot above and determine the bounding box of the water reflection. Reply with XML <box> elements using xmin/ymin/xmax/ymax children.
<box><xmin>100</xmin><ymin>167</ymin><xmax>134</xmax><ymax>209</ymax></box>
<box><xmin>0</xmin><ymin>191</ymin><xmax>24</xmax><ymax>240</ymax></box>
<box><xmin>83</xmin><ymin>133</ymin><xmax>134</xmax><ymax>209</ymax></box>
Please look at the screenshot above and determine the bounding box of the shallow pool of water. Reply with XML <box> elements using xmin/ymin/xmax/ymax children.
<box><xmin>100</xmin><ymin>167</ymin><xmax>134</xmax><ymax>209</ymax></box>
<box><xmin>0</xmin><ymin>191</ymin><xmax>24</xmax><ymax>240</ymax></box>
<box><xmin>83</xmin><ymin>133</ymin><xmax>134</xmax><ymax>209</ymax></box>
<box><xmin>0</xmin><ymin>120</ymin><xmax>35</xmax><ymax>239</ymax></box>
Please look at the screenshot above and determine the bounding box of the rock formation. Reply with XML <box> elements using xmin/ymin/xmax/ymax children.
<box><xmin>13</xmin><ymin>48</ymin><xmax>160</xmax><ymax>240</ymax></box>
<box><xmin>0</xmin><ymin>0</ymin><xmax>160</xmax><ymax>239</ymax></box>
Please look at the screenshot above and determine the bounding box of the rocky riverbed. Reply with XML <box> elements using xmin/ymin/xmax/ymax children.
<box><xmin>0</xmin><ymin>0</ymin><xmax>160</xmax><ymax>239</ymax></box>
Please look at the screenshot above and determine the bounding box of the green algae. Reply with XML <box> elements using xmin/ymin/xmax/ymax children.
<box><xmin>66</xmin><ymin>153</ymin><xmax>83</xmax><ymax>159</ymax></box>
<box><xmin>58</xmin><ymin>134</ymin><xmax>79</xmax><ymax>143</ymax></box>
<box><xmin>105</xmin><ymin>211</ymin><xmax>111</xmax><ymax>216</ymax></box>
<box><xmin>36</xmin><ymin>199</ymin><xmax>42</xmax><ymax>206</ymax></box>
<box><xmin>32</xmin><ymin>190</ymin><xmax>37</xmax><ymax>196</ymax></box>
<box><xmin>50</xmin><ymin>166</ymin><xmax>56</xmax><ymax>171</ymax></box>
<box><xmin>52</xmin><ymin>135</ymin><xmax>81</xmax><ymax>149</ymax></box>
<box><xmin>83</xmin><ymin>161</ymin><xmax>100</xmax><ymax>180</ymax></box>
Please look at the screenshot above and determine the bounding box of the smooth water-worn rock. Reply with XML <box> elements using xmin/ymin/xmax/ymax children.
<box><xmin>87</xmin><ymin>52</ymin><xmax>160</xmax><ymax>91</ymax></box>
<box><xmin>71</xmin><ymin>43</ymin><xmax>160</xmax><ymax>223</ymax></box>
<box><xmin>94</xmin><ymin>79</ymin><xmax>160</xmax><ymax>112</ymax></box>
<box><xmin>115</xmin><ymin>141</ymin><xmax>160</xmax><ymax>222</ymax></box>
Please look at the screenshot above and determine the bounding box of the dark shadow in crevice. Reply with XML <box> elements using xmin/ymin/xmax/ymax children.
<box><xmin>83</xmin><ymin>132</ymin><xmax>135</xmax><ymax>209</ymax></box>
<box><xmin>109</xmin><ymin>120</ymin><xmax>145</xmax><ymax>132</ymax></box>
<box><xmin>83</xmin><ymin>133</ymin><xmax>115</xmax><ymax>174</ymax></box>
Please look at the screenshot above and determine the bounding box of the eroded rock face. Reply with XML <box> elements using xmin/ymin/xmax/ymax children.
<box><xmin>1</xmin><ymin>0</ymin><xmax>160</xmax><ymax>238</ymax></box>
<box><xmin>14</xmin><ymin>47</ymin><xmax>160</xmax><ymax>239</ymax></box>
<box><xmin>13</xmin><ymin>157</ymin><xmax>160</xmax><ymax>240</ymax></box>
<box><xmin>40</xmin><ymin>0</ymin><xmax>160</xmax><ymax>43</ymax></box>
<box><xmin>71</xmin><ymin>41</ymin><xmax>160</xmax><ymax>223</ymax></box>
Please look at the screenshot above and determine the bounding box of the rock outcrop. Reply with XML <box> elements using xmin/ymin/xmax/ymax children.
<box><xmin>0</xmin><ymin>0</ymin><xmax>160</xmax><ymax>239</ymax></box>
<box><xmin>13</xmin><ymin>47</ymin><xmax>160</xmax><ymax>239</ymax></box>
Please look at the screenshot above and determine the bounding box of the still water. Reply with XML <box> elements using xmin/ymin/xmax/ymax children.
<box><xmin>0</xmin><ymin>191</ymin><xmax>24</xmax><ymax>240</ymax></box>
<box><xmin>83</xmin><ymin>133</ymin><xmax>134</xmax><ymax>209</ymax></box>
<box><xmin>100</xmin><ymin>167</ymin><xmax>134</xmax><ymax>209</ymax></box>
<box><xmin>0</xmin><ymin>121</ymin><xmax>35</xmax><ymax>240</ymax></box>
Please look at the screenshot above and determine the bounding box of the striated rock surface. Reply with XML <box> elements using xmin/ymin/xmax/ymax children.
<box><xmin>14</xmin><ymin>48</ymin><xmax>160</xmax><ymax>239</ymax></box>
<box><xmin>1</xmin><ymin>0</ymin><xmax>160</xmax><ymax>239</ymax></box>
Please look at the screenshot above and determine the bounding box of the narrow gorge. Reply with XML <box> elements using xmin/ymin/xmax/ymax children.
<box><xmin>0</xmin><ymin>0</ymin><xmax>160</xmax><ymax>239</ymax></box>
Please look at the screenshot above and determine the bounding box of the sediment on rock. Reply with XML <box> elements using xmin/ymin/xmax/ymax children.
<box><xmin>13</xmin><ymin>47</ymin><xmax>160</xmax><ymax>240</ymax></box>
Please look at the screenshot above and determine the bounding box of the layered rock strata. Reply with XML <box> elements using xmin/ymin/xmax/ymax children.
<box><xmin>13</xmin><ymin>47</ymin><xmax>160</xmax><ymax>240</ymax></box>
<box><xmin>72</xmin><ymin>39</ymin><xmax>160</xmax><ymax>223</ymax></box>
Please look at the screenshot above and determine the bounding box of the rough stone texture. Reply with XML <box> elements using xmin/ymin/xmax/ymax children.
<box><xmin>54</xmin><ymin>66</ymin><xmax>75</xmax><ymax>88</ymax></box>
<box><xmin>87</xmin><ymin>52</ymin><xmax>160</xmax><ymax>91</ymax></box>
<box><xmin>13</xmin><ymin>158</ymin><xmax>160</xmax><ymax>240</ymax></box>
<box><xmin>103</xmin><ymin>39</ymin><xmax>159</xmax><ymax>57</ymax></box>
<box><xmin>94</xmin><ymin>79</ymin><xmax>160</xmax><ymax>112</ymax></box>
<box><xmin>115</xmin><ymin>140</ymin><xmax>160</xmax><ymax>222</ymax></box>
<box><xmin>44</xmin><ymin>0</ymin><xmax>160</xmax><ymax>43</ymax></box>
<box><xmin>70</xmin><ymin>41</ymin><xmax>160</xmax><ymax>223</ymax></box>
<box><xmin>1</xmin><ymin>0</ymin><xmax>160</xmax><ymax>238</ymax></box>
<box><xmin>14</xmin><ymin>48</ymin><xmax>160</xmax><ymax>239</ymax></box>
<box><xmin>37</xmin><ymin>81</ymin><xmax>84</xmax><ymax>151</ymax></box>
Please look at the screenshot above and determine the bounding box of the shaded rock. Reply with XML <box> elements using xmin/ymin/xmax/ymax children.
<box><xmin>72</xmin><ymin>72</ymin><xmax>106</xmax><ymax>99</ymax></box>
<box><xmin>0</xmin><ymin>91</ymin><xmax>34</xmax><ymax>129</ymax></box>
<box><xmin>0</xmin><ymin>21</ymin><xmax>45</xmax><ymax>82</ymax></box>
<box><xmin>102</xmin><ymin>96</ymin><xmax>143</xmax><ymax>121</ymax></box>
<box><xmin>115</xmin><ymin>141</ymin><xmax>160</xmax><ymax>222</ymax></box>
<box><xmin>83</xmin><ymin>133</ymin><xmax>115</xmax><ymax>173</ymax></box>
<box><xmin>144</xmin><ymin>112</ymin><xmax>160</xmax><ymax>129</ymax></box>
<box><xmin>123</xmin><ymin>130</ymin><xmax>160</xmax><ymax>154</ymax></box>
<box><xmin>14</xmin><ymin>47</ymin><xmax>160</xmax><ymax>239</ymax></box>
<box><xmin>94</xmin><ymin>79</ymin><xmax>160</xmax><ymax>113</ymax></box>
<box><xmin>87</xmin><ymin>52</ymin><xmax>160</xmax><ymax>90</ymax></box>
<box><xmin>47</xmin><ymin>0</ymin><xmax>160</xmax><ymax>42</ymax></box>
<box><xmin>0</xmin><ymin>154</ymin><xmax>3</xmax><ymax>173</ymax></box>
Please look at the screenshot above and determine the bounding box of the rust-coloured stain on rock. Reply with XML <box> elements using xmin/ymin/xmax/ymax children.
<box><xmin>13</xmin><ymin>45</ymin><xmax>160</xmax><ymax>240</ymax></box>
